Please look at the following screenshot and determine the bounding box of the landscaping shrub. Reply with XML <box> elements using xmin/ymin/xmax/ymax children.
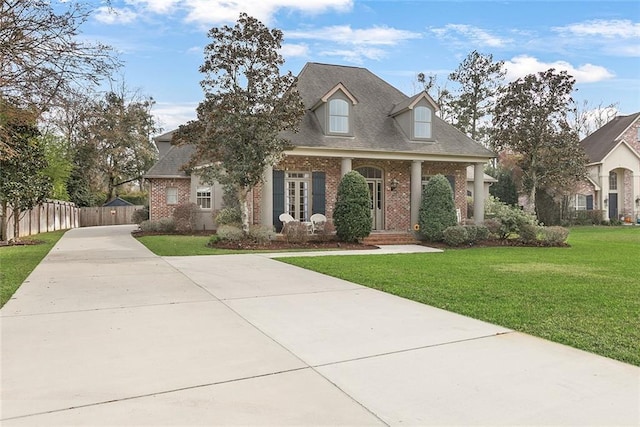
<box><xmin>172</xmin><ymin>202</ymin><xmax>198</xmax><ymax>232</ymax></box>
<box><xmin>248</xmin><ymin>225</ymin><xmax>277</xmax><ymax>244</ymax></box>
<box><xmin>443</xmin><ymin>225</ymin><xmax>469</xmax><ymax>246</ymax></box>
<box><xmin>419</xmin><ymin>174</ymin><xmax>457</xmax><ymax>242</ymax></box>
<box><xmin>283</xmin><ymin>221</ymin><xmax>309</xmax><ymax>244</ymax></box>
<box><xmin>539</xmin><ymin>226</ymin><xmax>569</xmax><ymax>245</ymax></box>
<box><xmin>315</xmin><ymin>220</ymin><xmax>336</xmax><ymax>242</ymax></box>
<box><xmin>215</xmin><ymin>206</ymin><xmax>242</xmax><ymax>226</ymax></box>
<box><xmin>485</xmin><ymin>195</ymin><xmax>537</xmax><ymax>240</ymax></box>
<box><xmin>216</xmin><ymin>225</ymin><xmax>244</xmax><ymax>242</ymax></box>
<box><xmin>158</xmin><ymin>217</ymin><xmax>176</xmax><ymax>233</ymax></box>
<box><xmin>139</xmin><ymin>220</ymin><xmax>159</xmax><ymax>232</ymax></box>
<box><xmin>518</xmin><ymin>223</ymin><xmax>540</xmax><ymax>244</ymax></box>
<box><xmin>207</xmin><ymin>234</ymin><xmax>221</xmax><ymax>246</ymax></box>
<box><xmin>132</xmin><ymin>207</ymin><xmax>149</xmax><ymax>224</ymax></box>
<box><xmin>469</xmin><ymin>224</ymin><xmax>490</xmax><ymax>241</ymax></box>
<box><xmin>483</xmin><ymin>218</ymin><xmax>501</xmax><ymax>239</ymax></box>
<box><xmin>333</xmin><ymin>170</ymin><xmax>372</xmax><ymax>242</ymax></box>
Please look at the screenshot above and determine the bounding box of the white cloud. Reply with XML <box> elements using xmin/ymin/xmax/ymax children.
<box><xmin>319</xmin><ymin>47</ymin><xmax>386</xmax><ymax>64</ymax></box>
<box><xmin>126</xmin><ymin>0</ymin><xmax>181</xmax><ymax>14</ymax></box>
<box><xmin>181</xmin><ymin>0</ymin><xmax>352</xmax><ymax>26</ymax></box>
<box><xmin>288</xmin><ymin>25</ymin><xmax>421</xmax><ymax>46</ymax></box>
<box><xmin>152</xmin><ymin>102</ymin><xmax>198</xmax><ymax>131</ymax></box>
<box><xmin>94</xmin><ymin>6</ymin><xmax>138</xmax><ymax>25</ymax></box>
<box><xmin>503</xmin><ymin>55</ymin><xmax>615</xmax><ymax>83</ymax></box>
<box><xmin>280</xmin><ymin>43</ymin><xmax>309</xmax><ymax>58</ymax></box>
<box><xmin>430</xmin><ymin>24</ymin><xmax>510</xmax><ymax>48</ymax></box>
<box><xmin>553</xmin><ymin>19</ymin><xmax>640</xmax><ymax>39</ymax></box>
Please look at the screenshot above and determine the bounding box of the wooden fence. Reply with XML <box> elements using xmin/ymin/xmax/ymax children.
<box><xmin>1</xmin><ymin>200</ymin><xmax>80</xmax><ymax>241</ymax></box>
<box><xmin>79</xmin><ymin>205</ymin><xmax>144</xmax><ymax>227</ymax></box>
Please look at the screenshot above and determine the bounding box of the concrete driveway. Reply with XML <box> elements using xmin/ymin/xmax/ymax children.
<box><xmin>1</xmin><ymin>225</ymin><xmax>638</xmax><ymax>426</ymax></box>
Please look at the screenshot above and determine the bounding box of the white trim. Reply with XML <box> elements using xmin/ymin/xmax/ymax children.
<box><xmin>600</xmin><ymin>139</ymin><xmax>640</xmax><ymax>164</ymax></box>
<box><xmin>284</xmin><ymin>146</ymin><xmax>493</xmax><ymax>163</ymax></box>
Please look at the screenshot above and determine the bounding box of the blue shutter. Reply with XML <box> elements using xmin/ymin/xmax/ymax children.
<box><xmin>586</xmin><ymin>195</ymin><xmax>593</xmax><ymax>210</ymax></box>
<box><xmin>273</xmin><ymin>170</ymin><xmax>285</xmax><ymax>231</ymax></box>
<box><xmin>312</xmin><ymin>172</ymin><xmax>326</xmax><ymax>215</ymax></box>
<box><xmin>446</xmin><ymin>175</ymin><xmax>456</xmax><ymax>200</ymax></box>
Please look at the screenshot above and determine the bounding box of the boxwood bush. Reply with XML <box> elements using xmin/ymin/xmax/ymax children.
<box><xmin>333</xmin><ymin>171</ymin><xmax>372</xmax><ymax>242</ymax></box>
<box><xmin>419</xmin><ymin>174</ymin><xmax>457</xmax><ymax>242</ymax></box>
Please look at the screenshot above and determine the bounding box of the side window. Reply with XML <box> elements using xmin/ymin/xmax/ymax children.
<box><xmin>329</xmin><ymin>99</ymin><xmax>349</xmax><ymax>134</ymax></box>
<box><xmin>166</xmin><ymin>187</ymin><xmax>178</xmax><ymax>205</ymax></box>
<box><xmin>196</xmin><ymin>186</ymin><xmax>211</xmax><ymax>209</ymax></box>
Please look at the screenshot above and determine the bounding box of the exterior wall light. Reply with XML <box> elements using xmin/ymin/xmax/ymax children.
<box><xmin>390</xmin><ymin>178</ymin><xmax>399</xmax><ymax>191</ymax></box>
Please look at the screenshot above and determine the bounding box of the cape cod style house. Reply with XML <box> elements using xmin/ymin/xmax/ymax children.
<box><xmin>573</xmin><ymin>112</ymin><xmax>640</xmax><ymax>222</ymax></box>
<box><xmin>145</xmin><ymin>63</ymin><xmax>495</xmax><ymax>233</ymax></box>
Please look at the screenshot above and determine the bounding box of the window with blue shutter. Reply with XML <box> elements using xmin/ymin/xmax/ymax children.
<box><xmin>272</xmin><ymin>170</ymin><xmax>285</xmax><ymax>231</ymax></box>
<box><xmin>312</xmin><ymin>172</ymin><xmax>326</xmax><ymax>215</ymax></box>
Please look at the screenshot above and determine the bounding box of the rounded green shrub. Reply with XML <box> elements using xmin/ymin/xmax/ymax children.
<box><xmin>419</xmin><ymin>174</ymin><xmax>457</xmax><ymax>242</ymax></box>
<box><xmin>131</xmin><ymin>207</ymin><xmax>149</xmax><ymax>224</ymax></box>
<box><xmin>215</xmin><ymin>206</ymin><xmax>242</xmax><ymax>226</ymax></box>
<box><xmin>539</xmin><ymin>226</ymin><xmax>569</xmax><ymax>245</ymax></box>
<box><xmin>333</xmin><ymin>170</ymin><xmax>372</xmax><ymax>243</ymax></box>
<box><xmin>216</xmin><ymin>224</ymin><xmax>244</xmax><ymax>242</ymax></box>
<box><xmin>443</xmin><ymin>225</ymin><xmax>469</xmax><ymax>246</ymax></box>
<box><xmin>518</xmin><ymin>223</ymin><xmax>540</xmax><ymax>243</ymax></box>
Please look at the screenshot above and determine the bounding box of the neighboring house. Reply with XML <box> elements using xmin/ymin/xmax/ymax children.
<box><xmin>145</xmin><ymin>63</ymin><xmax>495</xmax><ymax>232</ymax></box>
<box><xmin>103</xmin><ymin>197</ymin><xmax>134</xmax><ymax>207</ymax></box>
<box><xmin>574</xmin><ymin>112</ymin><xmax>640</xmax><ymax>221</ymax></box>
<box><xmin>466</xmin><ymin>166</ymin><xmax>497</xmax><ymax>200</ymax></box>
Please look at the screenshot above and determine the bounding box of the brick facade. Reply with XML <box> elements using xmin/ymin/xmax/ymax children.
<box><xmin>251</xmin><ymin>156</ymin><xmax>468</xmax><ymax>231</ymax></box>
<box><xmin>148</xmin><ymin>178</ymin><xmax>191</xmax><ymax>221</ymax></box>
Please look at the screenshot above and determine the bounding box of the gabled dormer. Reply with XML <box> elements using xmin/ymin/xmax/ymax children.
<box><xmin>311</xmin><ymin>82</ymin><xmax>358</xmax><ymax>136</ymax></box>
<box><xmin>389</xmin><ymin>91</ymin><xmax>439</xmax><ymax>141</ymax></box>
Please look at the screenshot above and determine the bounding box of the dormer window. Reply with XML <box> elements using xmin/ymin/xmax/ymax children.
<box><xmin>414</xmin><ymin>106</ymin><xmax>432</xmax><ymax>139</ymax></box>
<box><xmin>329</xmin><ymin>99</ymin><xmax>349</xmax><ymax>134</ymax></box>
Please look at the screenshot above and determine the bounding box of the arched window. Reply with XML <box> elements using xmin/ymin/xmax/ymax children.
<box><xmin>414</xmin><ymin>106</ymin><xmax>432</xmax><ymax>139</ymax></box>
<box><xmin>609</xmin><ymin>171</ymin><xmax>618</xmax><ymax>190</ymax></box>
<box><xmin>329</xmin><ymin>99</ymin><xmax>349</xmax><ymax>133</ymax></box>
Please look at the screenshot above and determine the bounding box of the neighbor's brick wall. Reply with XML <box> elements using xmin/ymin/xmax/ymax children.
<box><xmin>252</xmin><ymin>156</ymin><xmax>468</xmax><ymax>231</ymax></box>
<box><xmin>148</xmin><ymin>178</ymin><xmax>191</xmax><ymax>220</ymax></box>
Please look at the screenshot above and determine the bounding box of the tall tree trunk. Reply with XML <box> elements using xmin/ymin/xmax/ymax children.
<box><xmin>12</xmin><ymin>206</ymin><xmax>21</xmax><ymax>242</ymax></box>
<box><xmin>237</xmin><ymin>186</ymin><xmax>250</xmax><ymax>233</ymax></box>
<box><xmin>0</xmin><ymin>200</ymin><xmax>8</xmax><ymax>241</ymax></box>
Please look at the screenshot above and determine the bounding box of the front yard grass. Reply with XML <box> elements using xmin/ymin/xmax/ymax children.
<box><xmin>0</xmin><ymin>230</ymin><xmax>66</xmax><ymax>308</ymax></box>
<box><xmin>281</xmin><ymin>226</ymin><xmax>640</xmax><ymax>366</ymax></box>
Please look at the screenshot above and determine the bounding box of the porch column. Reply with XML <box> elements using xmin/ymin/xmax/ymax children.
<box><xmin>473</xmin><ymin>163</ymin><xmax>485</xmax><ymax>224</ymax></box>
<box><xmin>341</xmin><ymin>158</ymin><xmax>352</xmax><ymax>176</ymax></box>
<box><xmin>410</xmin><ymin>160</ymin><xmax>423</xmax><ymax>228</ymax></box>
<box><xmin>599</xmin><ymin>171</ymin><xmax>609</xmax><ymax>220</ymax></box>
<box><xmin>634</xmin><ymin>173</ymin><xmax>640</xmax><ymax>220</ymax></box>
<box><xmin>261</xmin><ymin>164</ymin><xmax>273</xmax><ymax>227</ymax></box>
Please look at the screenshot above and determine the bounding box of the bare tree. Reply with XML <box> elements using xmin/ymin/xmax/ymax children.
<box><xmin>417</xmin><ymin>72</ymin><xmax>453</xmax><ymax>121</ymax></box>
<box><xmin>0</xmin><ymin>0</ymin><xmax>119</xmax><ymax>159</ymax></box>
<box><xmin>570</xmin><ymin>100</ymin><xmax>619</xmax><ymax>139</ymax></box>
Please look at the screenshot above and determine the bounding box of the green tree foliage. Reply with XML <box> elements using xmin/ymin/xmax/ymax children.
<box><xmin>0</xmin><ymin>118</ymin><xmax>52</xmax><ymax>240</ymax></box>
<box><xmin>448</xmin><ymin>51</ymin><xmax>505</xmax><ymax>144</ymax></box>
<box><xmin>492</xmin><ymin>69</ymin><xmax>587</xmax><ymax>215</ymax></box>
<box><xmin>419</xmin><ymin>174</ymin><xmax>457</xmax><ymax>242</ymax></box>
<box><xmin>333</xmin><ymin>171</ymin><xmax>372</xmax><ymax>243</ymax></box>
<box><xmin>173</xmin><ymin>13</ymin><xmax>304</xmax><ymax>232</ymax></box>
<box><xmin>41</xmin><ymin>133</ymin><xmax>72</xmax><ymax>201</ymax></box>
<box><xmin>82</xmin><ymin>88</ymin><xmax>159</xmax><ymax>202</ymax></box>
<box><xmin>489</xmin><ymin>168</ymin><xmax>519</xmax><ymax>206</ymax></box>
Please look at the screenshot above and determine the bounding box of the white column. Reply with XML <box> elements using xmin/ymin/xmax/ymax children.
<box><xmin>473</xmin><ymin>163</ymin><xmax>485</xmax><ymax>224</ymax></box>
<box><xmin>410</xmin><ymin>160</ymin><xmax>423</xmax><ymax>229</ymax></box>
<box><xmin>599</xmin><ymin>172</ymin><xmax>609</xmax><ymax>221</ymax></box>
<box><xmin>341</xmin><ymin>158</ymin><xmax>352</xmax><ymax>176</ymax></box>
<box><xmin>634</xmin><ymin>173</ymin><xmax>640</xmax><ymax>220</ymax></box>
<box><xmin>261</xmin><ymin>164</ymin><xmax>273</xmax><ymax>227</ymax></box>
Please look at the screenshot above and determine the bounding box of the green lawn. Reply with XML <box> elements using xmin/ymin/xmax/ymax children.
<box><xmin>0</xmin><ymin>230</ymin><xmax>66</xmax><ymax>308</ymax></box>
<box><xmin>281</xmin><ymin>227</ymin><xmax>640</xmax><ymax>366</ymax></box>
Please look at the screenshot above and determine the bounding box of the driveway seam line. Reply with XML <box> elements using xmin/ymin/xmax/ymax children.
<box><xmin>0</xmin><ymin>367</ymin><xmax>310</xmax><ymax>422</ymax></box>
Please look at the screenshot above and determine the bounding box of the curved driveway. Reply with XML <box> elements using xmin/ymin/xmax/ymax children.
<box><xmin>1</xmin><ymin>225</ymin><xmax>638</xmax><ymax>425</ymax></box>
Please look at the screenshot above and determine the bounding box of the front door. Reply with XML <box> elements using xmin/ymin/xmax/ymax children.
<box><xmin>356</xmin><ymin>167</ymin><xmax>384</xmax><ymax>231</ymax></box>
<box><xmin>366</xmin><ymin>180</ymin><xmax>383</xmax><ymax>230</ymax></box>
<box><xmin>608</xmin><ymin>193</ymin><xmax>618</xmax><ymax>220</ymax></box>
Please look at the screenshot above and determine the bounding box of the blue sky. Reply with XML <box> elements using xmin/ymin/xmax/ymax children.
<box><xmin>82</xmin><ymin>0</ymin><xmax>640</xmax><ymax>134</ymax></box>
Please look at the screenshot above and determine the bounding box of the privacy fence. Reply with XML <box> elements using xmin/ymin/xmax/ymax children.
<box><xmin>1</xmin><ymin>201</ymin><xmax>143</xmax><ymax>241</ymax></box>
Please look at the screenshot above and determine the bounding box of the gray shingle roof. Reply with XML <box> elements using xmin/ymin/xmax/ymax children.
<box><xmin>283</xmin><ymin>62</ymin><xmax>494</xmax><ymax>158</ymax></box>
<box><xmin>144</xmin><ymin>144</ymin><xmax>195</xmax><ymax>178</ymax></box>
<box><xmin>580</xmin><ymin>112</ymin><xmax>640</xmax><ymax>163</ymax></box>
<box><xmin>146</xmin><ymin>63</ymin><xmax>496</xmax><ymax>178</ymax></box>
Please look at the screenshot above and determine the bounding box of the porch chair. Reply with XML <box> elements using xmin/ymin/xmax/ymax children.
<box><xmin>310</xmin><ymin>213</ymin><xmax>327</xmax><ymax>234</ymax></box>
<box><xmin>278</xmin><ymin>213</ymin><xmax>296</xmax><ymax>232</ymax></box>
